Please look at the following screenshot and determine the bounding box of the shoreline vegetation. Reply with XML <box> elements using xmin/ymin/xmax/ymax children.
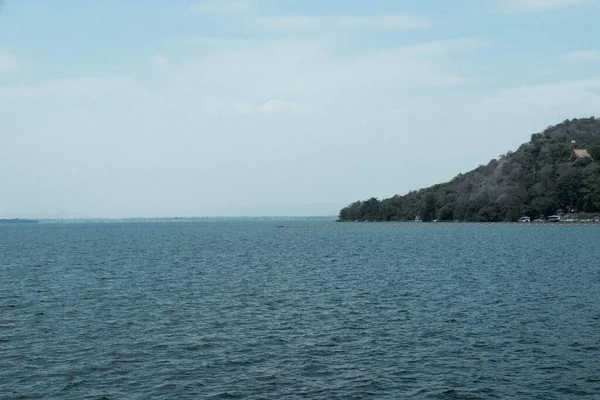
<box><xmin>339</xmin><ymin>117</ymin><xmax>600</xmax><ymax>223</ymax></box>
<box><xmin>278</xmin><ymin>217</ymin><xmax>600</xmax><ymax>229</ymax></box>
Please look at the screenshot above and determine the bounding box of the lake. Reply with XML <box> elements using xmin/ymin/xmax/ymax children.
<box><xmin>1</xmin><ymin>221</ymin><xmax>599</xmax><ymax>399</ymax></box>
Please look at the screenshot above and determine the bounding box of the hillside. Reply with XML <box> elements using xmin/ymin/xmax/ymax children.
<box><xmin>339</xmin><ymin>117</ymin><xmax>600</xmax><ymax>222</ymax></box>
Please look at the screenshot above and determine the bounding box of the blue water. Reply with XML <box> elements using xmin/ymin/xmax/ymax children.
<box><xmin>1</xmin><ymin>221</ymin><xmax>599</xmax><ymax>399</ymax></box>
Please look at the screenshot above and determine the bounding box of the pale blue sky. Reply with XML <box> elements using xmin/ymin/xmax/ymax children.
<box><xmin>1</xmin><ymin>0</ymin><xmax>599</xmax><ymax>217</ymax></box>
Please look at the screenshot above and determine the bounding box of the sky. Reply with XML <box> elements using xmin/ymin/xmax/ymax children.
<box><xmin>1</xmin><ymin>0</ymin><xmax>599</xmax><ymax>218</ymax></box>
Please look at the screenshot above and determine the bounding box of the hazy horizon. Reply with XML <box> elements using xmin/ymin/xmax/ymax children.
<box><xmin>2</xmin><ymin>0</ymin><xmax>600</xmax><ymax>218</ymax></box>
<box><xmin>2</xmin><ymin>203</ymin><xmax>342</xmax><ymax>220</ymax></box>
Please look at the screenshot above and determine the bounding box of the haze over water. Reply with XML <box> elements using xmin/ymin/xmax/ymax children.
<box><xmin>2</xmin><ymin>220</ymin><xmax>599</xmax><ymax>399</ymax></box>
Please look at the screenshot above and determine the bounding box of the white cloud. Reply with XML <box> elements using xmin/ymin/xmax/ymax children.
<box><xmin>190</xmin><ymin>0</ymin><xmax>253</xmax><ymax>14</ymax></box>
<box><xmin>201</xmin><ymin>98</ymin><xmax>314</xmax><ymax>115</ymax></box>
<box><xmin>176</xmin><ymin>37</ymin><xmax>232</xmax><ymax>46</ymax></box>
<box><xmin>255</xmin><ymin>14</ymin><xmax>432</xmax><ymax>31</ymax></box>
<box><xmin>258</xmin><ymin>99</ymin><xmax>313</xmax><ymax>114</ymax></box>
<box><xmin>405</xmin><ymin>38</ymin><xmax>490</xmax><ymax>55</ymax></box>
<box><xmin>564</xmin><ymin>49</ymin><xmax>600</xmax><ymax>62</ymax></box>
<box><xmin>480</xmin><ymin>78</ymin><xmax>600</xmax><ymax>122</ymax></box>
<box><xmin>0</xmin><ymin>51</ymin><xmax>19</xmax><ymax>71</ymax></box>
<box><xmin>498</xmin><ymin>0</ymin><xmax>590</xmax><ymax>13</ymax></box>
<box><xmin>153</xmin><ymin>54</ymin><xmax>170</xmax><ymax>68</ymax></box>
<box><xmin>166</xmin><ymin>39</ymin><xmax>471</xmax><ymax>117</ymax></box>
<box><xmin>0</xmin><ymin>76</ymin><xmax>143</xmax><ymax>103</ymax></box>
<box><xmin>188</xmin><ymin>1</ymin><xmax>430</xmax><ymax>31</ymax></box>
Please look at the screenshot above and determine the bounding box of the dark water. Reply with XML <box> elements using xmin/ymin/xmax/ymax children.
<box><xmin>2</xmin><ymin>221</ymin><xmax>600</xmax><ymax>399</ymax></box>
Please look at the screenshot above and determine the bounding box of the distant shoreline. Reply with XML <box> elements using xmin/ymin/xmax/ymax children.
<box><xmin>0</xmin><ymin>219</ymin><xmax>39</xmax><ymax>224</ymax></box>
<box><xmin>0</xmin><ymin>216</ymin><xmax>337</xmax><ymax>224</ymax></box>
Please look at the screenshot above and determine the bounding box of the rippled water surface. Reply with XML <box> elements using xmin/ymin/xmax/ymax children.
<box><xmin>1</xmin><ymin>221</ymin><xmax>600</xmax><ymax>399</ymax></box>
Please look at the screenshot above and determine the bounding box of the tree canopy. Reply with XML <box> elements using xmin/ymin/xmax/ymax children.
<box><xmin>339</xmin><ymin>117</ymin><xmax>600</xmax><ymax>222</ymax></box>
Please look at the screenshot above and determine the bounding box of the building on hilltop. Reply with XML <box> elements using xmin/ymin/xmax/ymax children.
<box><xmin>569</xmin><ymin>148</ymin><xmax>593</xmax><ymax>163</ymax></box>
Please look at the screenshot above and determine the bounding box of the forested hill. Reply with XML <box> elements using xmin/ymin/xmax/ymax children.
<box><xmin>339</xmin><ymin>117</ymin><xmax>600</xmax><ymax>222</ymax></box>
